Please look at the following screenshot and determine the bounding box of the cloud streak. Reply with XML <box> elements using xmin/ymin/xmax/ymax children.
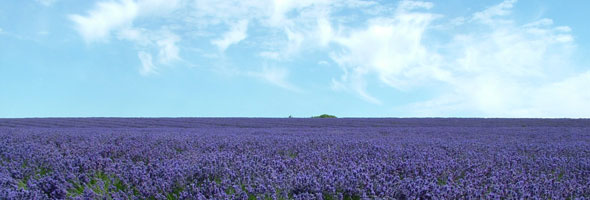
<box><xmin>138</xmin><ymin>51</ymin><xmax>156</xmax><ymax>76</ymax></box>
<box><xmin>246</xmin><ymin>66</ymin><xmax>302</xmax><ymax>92</ymax></box>
<box><xmin>211</xmin><ymin>20</ymin><xmax>249</xmax><ymax>52</ymax></box>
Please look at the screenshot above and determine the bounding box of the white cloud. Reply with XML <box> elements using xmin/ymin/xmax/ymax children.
<box><xmin>329</xmin><ymin>2</ymin><xmax>441</xmax><ymax>103</ymax></box>
<box><xmin>69</xmin><ymin>0</ymin><xmax>139</xmax><ymax>42</ymax></box>
<box><xmin>70</xmin><ymin>0</ymin><xmax>182</xmax><ymax>42</ymax></box>
<box><xmin>265</xmin><ymin>0</ymin><xmax>336</xmax><ymax>27</ymax></box>
<box><xmin>191</xmin><ymin>0</ymin><xmax>266</xmax><ymax>26</ymax></box>
<box><xmin>68</xmin><ymin>0</ymin><xmax>590</xmax><ymax>116</ymax></box>
<box><xmin>316</xmin><ymin>18</ymin><xmax>334</xmax><ymax>47</ymax></box>
<box><xmin>157</xmin><ymin>32</ymin><xmax>181</xmax><ymax>64</ymax></box>
<box><xmin>137</xmin><ymin>0</ymin><xmax>181</xmax><ymax>15</ymax></box>
<box><xmin>397</xmin><ymin>0</ymin><xmax>433</xmax><ymax>12</ymax></box>
<box><xmin>472</xmin><ymin>0</ymin><xmax>516</xmax><ymax>24</ymax></box>
<box><xmin>70</xmin><ymin>0</ymin><xmax>375</xmax><ymax>78</ymax></box>
<box><xmin>118</xmin><ymin>28</ymin><xmax>181</xmax><ymax>73</ymax></box>
<box><xmin>321</xmin><ymin>0</ymin><xmax>589</xmax><ymax>117</ymax></box>
<box><xmin>247</xmin><ymin>66</ymin><xmax>302</xmax><ymax>92</ymax></box>
<box><xmin>71</xmin><ymin>0</ymin><xmax>183</xmax><ymax>75</ymax></box>
<box><xmin>138</xmin><ymin>51</ymin><xmax>156</xmax><ymax>76</ymax></box>
<box><xmin>190</xmin><ymin>0</ymin><xmax>342</xmax><ymax>27</ymax></box>
<box><xmin>194</xmin><ymin>0</ymin><xmax>334</xmax><ymax>56</ymax></box>
<box><xmin>211</xmin><ymin>20</ymin><xmax>249</xmax><ymax>52</ymax></box>
<box><xmin>191</xmin><ymin>0</ymin><xmax>373</xmax><ymax>58</ymax></box>
<box><xmin>400</xmin><ymin>0</ymin><xmax>586</xmax><ymax>117</ymax></box>
<box><xmin>284</xmin><ymin>27</ymin><xmax>305</xmax><ymax>55</ymax></box>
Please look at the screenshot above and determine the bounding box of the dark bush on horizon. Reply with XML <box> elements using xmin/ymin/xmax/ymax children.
<box><xmin>312</xmin><ymin>114</ymin><xmax>337</xmax><ymax>118</ymax></box>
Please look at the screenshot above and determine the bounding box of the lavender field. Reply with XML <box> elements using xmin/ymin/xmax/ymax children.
<box><xmin>1</xmin><ymin>118</ymin><xmax>589</xmax><ymax>199</ymax></box>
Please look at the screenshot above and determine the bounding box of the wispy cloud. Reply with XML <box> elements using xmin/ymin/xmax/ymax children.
<box><xmin>472</xmin><ymin>0</ymin><xmax>516</xmax><ymax>24</ymax></box>
<box><xmin>399</xmin><ymin>0</ymin><xmax>586</xmax><ymax>117</ymax></box>
<box><xmin>311</xmin><ymin>0</ymin><xmax>588</xmax><ymax>116</ymax></box>
<box><xmin>329</xmin><ymin>1</ymin><xmax>440</xmax><ymax>103</ymax></box>
<box><xmin>246</xmin><ymin>66</ymin><xmax>302</xmax><ymax>92</ymax></box>
<box><xmin>138</xmin><ymin>51</ymin><xmax>156</xmax><ymax>76</ymax></box>
<box><xmin>67</xmin><ymin>0</ymin><xmax>590</xmax><ymax>116</ymax></box>
<box><xmin>397</xmin><ymin>0</ymin><xmax>433</xmax><ymax>12</ymax></box>
<box><xmin>70</xmin><ymin>0</ymin><xmax>182</xmax><ymax>75</ymax></box>
<box><xmin>69</xmin><ymin>0</ymin><xmax>139</xmax><ymax>42</ymax></box>
<box><xmin>211</xmin><ymin>20</ymin><xmax>249</xmax><ymax>52</ymax></box>
<box><xmin>156</xmin><ymin>32</ymin><xmax>181</xmax><ymax>64</ymax></box>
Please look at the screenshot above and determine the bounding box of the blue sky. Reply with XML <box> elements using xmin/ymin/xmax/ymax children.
<box><xmin>1</xmin><ymin>0</ymin><xmax>589</xmax><ymax>118</ymax></box>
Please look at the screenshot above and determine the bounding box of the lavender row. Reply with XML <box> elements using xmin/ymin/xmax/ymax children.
<box><xmin>1</xmin><ymin>120</ymin><xmax>590</xmax><ymax>199</ymax></box>
<box><xmin>1</xmin><ymin>118</ymin><xmax>589</xmax><ymax>128</ymax></box>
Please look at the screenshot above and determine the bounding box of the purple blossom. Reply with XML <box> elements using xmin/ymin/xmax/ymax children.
<box><xmin>0</xmin><ymin>118</ymin><xmax>589</xmax><ymax>199</ymax></box>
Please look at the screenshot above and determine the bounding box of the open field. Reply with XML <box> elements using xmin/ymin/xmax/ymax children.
<box><xmin>1</xmin><ymin>118</ymin><xmax>589</xmax><ymax>199</ymax></box>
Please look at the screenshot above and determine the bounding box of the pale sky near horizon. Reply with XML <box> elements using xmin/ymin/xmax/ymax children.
<box><xmin>1</xmin><ymin>0</ymin><xmax>589</xmax><ymax>118</ymax></box>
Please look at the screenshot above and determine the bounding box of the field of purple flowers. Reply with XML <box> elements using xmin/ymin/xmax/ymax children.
<box><xmin>1</xmin><ymin>118</ymin><xmax>589</xmax><ymax>199</ymax></box>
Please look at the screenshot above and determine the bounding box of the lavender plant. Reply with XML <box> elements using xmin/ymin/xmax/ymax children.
<box><xmin>1</xmin><ymin>118</ymin><xmax>589</xmax><ymax>199</ymax></box>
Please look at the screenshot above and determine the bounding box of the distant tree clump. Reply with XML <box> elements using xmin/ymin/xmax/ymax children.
<box><xmin>312</xmin><ymin>114</ymin><xmax>337</xmax><ymax>118</ymax></box>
